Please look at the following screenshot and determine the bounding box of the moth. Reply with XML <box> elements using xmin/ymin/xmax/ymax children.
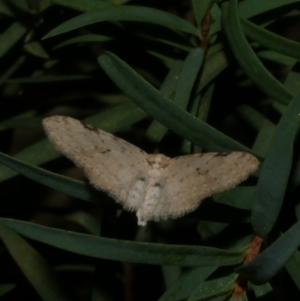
<box><xmin>43</xmin><ymin>116</ymin><xmax>259</xmax><ymax>226</ymax></box>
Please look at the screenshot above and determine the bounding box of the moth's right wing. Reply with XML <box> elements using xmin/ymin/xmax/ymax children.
<box><xmin>43</xmin><ymin>116</ymin><xmax>149</xmax><ymax>209</ymax></box>
<box><xmin>155</xmin><ymin>152</ymin><xmax>259</xmax><ymax>220</ymax></box>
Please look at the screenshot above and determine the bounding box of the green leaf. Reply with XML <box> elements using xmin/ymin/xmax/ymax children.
<box><xmin>257</xmin><ymin>50</ymin><xmax>296</xmax><ymax>66</ymax></box>
<box><xmin>44</xmin><ymin>6</ymin><xmax>199</xmax><ymax>39</ymax></box>
<box><xmin>0</xmin><ymin>218</ymin><xmax>244</xmax><ymax>267</ymax></box>
<box><xmin>54</xmin><ymin>34</ymin><xmax>113</xmax><ymax>49</ymax></box>
<box><xmin>241</xmin><ymin>18</ymin><xmax>300</xmax><ymax>61</ymax></box>
<box><xmin>253</xmin><ymin>282</ymin><xmax>273</xmax><ymax>299</ymax></box>
<box><xmin>0</xmin><ymin>224</ymin><xmax>71</xmax><ymax>301</ymax></box>
<box><xmin>187</xmin><ymin>271</ymin><xmax>236</xmax><ymax>301</ymax></box>
<box><xmin>174</xmin><ymin>48</ymin><xmax>204</xmax><ymax>109</ymax></box>
<box><xmin>236</xmin><ymin>221</ymin><xmax>300</xmax><ymax>284</ymax></box>
<box><xmin>145</xmin><ymin>60</ymin><xmax>183</xmax><ymax>144</ymax></box>
<box><xmin>98</xmin><ymin>52</ymin><xmax>255</xmax><ymax>153</ymax></box>
<box><xmin>222</xmin><ymin>0</ymin><xmax>293</xmax><ymax>105</ymax></box>
<box><xmin>238</xmin><ymin>0</ymin><xmax>300</xmax><ymax>19</ymax></box>
<box><xmin>0</xmin><ymin>151</ymin><xmax>99</xmax><ymax>203</ymax></box>
<box><xmin>285</xmin><ymin>251</ymin><xmax>300</xmax><ymax>291</ymax></box>
<box><xmin>0</xmin><ymin>22</ymin><xmax>27</xmax><ymax>58</ymax></box>
<box><xmin>3</xmin><ymin>75</ymin><xmax>91</xmax><ymax>83</ymax></box>
<box><xmin>51</xmin><ymin>0</ymin><xmax>114</xmax><ymax>11</ymax></box>
<box><xmin>0</xmin><ymin>102</ymin><xmax>147</xmax><ymax>183</ymax></box>
<box><xmin>251</xmin><ymin>87</ymin><xmax>300</xmax><ymax>237</ymax></box>
<box><xmin>158</xmin><ymin>267</ymin><xmax>217</xmax><ymax>301</ymax></box>
<box><xmin>0</xmin><ymin>283</ymin><xmax>16</xmax><ymax>297</ymax></box>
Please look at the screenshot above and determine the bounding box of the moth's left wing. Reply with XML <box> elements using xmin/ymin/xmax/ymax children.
<box><xmin>154</xmin><ymin>152</ymin><xmax>259</xmax><ymax>220</ymax></box>
<box><xmin>43</xmin><ymin>116</ymin><xmax>149</xmax><ymax>210</ymax></box>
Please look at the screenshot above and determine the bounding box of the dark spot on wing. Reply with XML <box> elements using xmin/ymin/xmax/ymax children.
<box><xmin>81</xmin><ymin>121</ymin><xmax>98</xmax><ymax>133</ymax></box>
<box><xmin>214</xmin><ymin>152</ymin><xmax>231</xmax><ymax>157</ymax></box>
<box><xmin>196</xmin><ymin>167</ymin><xmax>208</xmax><ymax>175</ymax></box>
<box><xmin>139</xmin><ymin>177</ymin><xmax>145</xmax><ymax>182</ymax></box>
<box><xmin>154</xmin><ymin>182</ymin><xmax>161</xmax><ymax>187</ymax></box>
<box><xmin>100</xmin><ymin>149</ymin><xmax>111</xmax><ymax>154</ymax></box>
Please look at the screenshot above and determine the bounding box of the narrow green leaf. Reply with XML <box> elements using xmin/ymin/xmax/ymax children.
<box><xmin>0</xmin><ymin>218</ymin><xmax>244</xmax><ymax>267</ymax></box>
<box><xmin>235</xmin><ymin>105</ymin><xmax>266</xmax><ymax>131</ymax></box>
<box><xmin>24</xmin><ymin>41</ymin><xmax>49</xmax><ymax>59</ymax></box>
<box><xmin>285</xmin><ymin>251</ymin><xmax>300</xmax><ymax>291</ymax></box>
<box><xmin>0</xmin><ymin>151</ymin><xmax>97</xmax><ymax>203</ymax></box>
<box><xmin>0</xmin><ymin>102</ymin><xmax>147</xmax><ymax>183</ymax></box>
<box><xmin>3</xmin><ymin>75</ymin><xmax>91</xmax><ymax>83</ymax></box>
<box><xmin>251</xmin><ymin>88</ymin><xmax>300</xmax><ymax>237</ymax></box>
<box><xmin>0</xmin><ymin>55</ymin><xmax>25</xmax><ymax>86</ymax></box>
<box><xmin>239</xmin><ymin>0</ymin><xmax>300</xmax><ymax>19</ymax></box>
<box><xmin>258</xmin><ymin>50</ymin><xmax>296</xmax><ymax>66</ymax></box>
<box><xmin>252</xmin><ymin>119</ymin><xmax>276</xmax><ymax>158</ymax></box>
<box><xmin>0</xmin><ymin>22</ymin><xmax>27</xmax><ymax>58</ymax></box>
<box><xmin>222</xmin><ymin>0</ymin><xmax>293</xmax><ymax>105</ymax></box>
<box><xmin>0</xmin><ymin>283</ymin><xmax>15</xmax><ymax>297</ymax></box>
<box><xmin>98</xmin><ymin>52</ymin><xmax>255</xmax><ymax>153</ymax></box>
<box><xmin>159</xmin><ymin>267</ymin><xmax>217</xmax><ymax>301</ymax></box>
<box><xmin>209</xmin><ymin>0</ymin><xmax>300</xmax><ymax>36</ymax></box>
<box><xmin>236</xmin><ymin>221</ymin><xmax>300</xmax><ymax>284</ymax></box>
<box><xmin>199</xmin><ymin>50</ymin><xmax>228</xmax><ymax>91</ymax></box>
<box><xmin>54</xmin><ymin>34</ymin><xmax>113</xmax><ymax>49</ymax></box>
<box><xmin>191</xmin><ymin>0</ymin><xmax>214</xmax><ymax>29</ymax></box>
<box><xmin>253</xmin><ymin>282</ymin><xmax>273</xmax><ymax>299</ymax></box>
<box><xmin>44</xmin><ymin>6</ymin><xmax>199</xmax><ymax>39</ymax></box>
<box><xmin>174</xmin><ymin>48</ymin><xmax>204</xmax><ymax>109</ymax></box>
<box><xmin>51</xmin><ymin>0</ymin><xmax>114</xmax><ymax>11</ymax></box>
<box><xmin>241</xmin><ymin>18</ymin><xmax>300</xmax><ymax>61</ymax></box>
<box><xmin>187</xmin><ymin>272</ymin><xmax>236</xmax><ymax>301</ymax></box>
<box><xmin>145</xmin><ymin>60</ymin><xmax>183</xmax><ymax>144</ymax></box>
<box><xmin>0</xmin><ymin>225</ymin><xmax>71</xmax><ymax>301</ymax></box>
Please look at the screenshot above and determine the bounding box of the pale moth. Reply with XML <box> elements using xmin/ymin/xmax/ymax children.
<box><xmin>43</xmin><ymin>116</ymin><xmax>259</xmax><ymax>226</ymax></box>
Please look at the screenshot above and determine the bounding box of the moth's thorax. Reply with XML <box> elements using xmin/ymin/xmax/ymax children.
<box><xmin>146</xmin><ymin>154</ymin><xmax>170</xmax><ymax>177</ymax></box>
<box><xmin>136</xmin><ymin>154</ymin><xmax>171</xmax><ymax>226</ymax></box>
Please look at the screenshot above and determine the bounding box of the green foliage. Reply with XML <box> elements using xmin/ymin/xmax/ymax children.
<box><xmin>1</xmin><ymin>0</ymin><xmax>300</xmax><ymax>300</ymax></box>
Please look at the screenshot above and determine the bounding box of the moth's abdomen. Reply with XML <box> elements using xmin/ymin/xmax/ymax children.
<box><xmin>126</xmin><ymin>177</ymin><xmax>147</xmax><ymax>211</ymax></box>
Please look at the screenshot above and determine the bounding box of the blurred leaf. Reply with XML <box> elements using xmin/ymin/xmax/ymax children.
<box><xmin>211</xmin><ymin>0</ymin><xmax>300</xmax><ymax>35</ymax></box>
<box><xmin>0</xmin><ymin>55</ymin><xmax>26</xmax><ymax>86</ymax></box>
<box><xmin>238</xmin><ymin>0</ymin><xmax>300</xmax><ymax>18</ymax></box>
<box><xmin>0</xmin><ymin>22</ymin><xmax>27</xmax><ymax>58</ymax></box>
<box><xmin>0</xmin><ymin>151</ymin><xmax>99</xmax><ymax>203</ymax></box>
<box><xmin>251</xmin><ymin>87</ymin><xmax>300</xmax><ymax>237</ymax></box>
<box><xmin>174</xmin><ymin>48</ymin><xmax>204</xmax><ymax>110</ymax></box>
<box><xmin>187</xmin><ymin>271</ymin><xmax>236</xmax><ymax>301</ymax></box>
<box><xmin>65</xmin><ymin>211</ymin><xmax>101</xmax><ymax>235</ymax></box>
<box><xmin>235</xmin><ymin>105</ymin><xmax>266</xmax><ymax>131</ymax></box>
<box><xmin>4</xmin><ymin>75</ymin><xmax>91</xmax><ymax>83</ymax></box>
<box><xmin>192</xmin><ymin>0</ymin><xmax>214</xmax><ymax>29</ymax></box>
<box><xmin>0</xmin><ymin>224</ymin><xmax>71</xmax><ymax>301</ymax></box>
<box><xmin>98</xmin><ymin>52</ymin><xmax>255</xmax><ymax>153</ymax></box>
<box><xmin>1</xmin><ymin>218</ymin><xmax>244</xmax><ymax>267</ymax></box>
<box><xmin>253</xmin><ymin>282</ymin><xmax>273</xmax><ymax>299</ymax></box>
<box><xmin>51</xmin><ymin>0</ymin><xmax>114</xmax><ymax>11</ymax></box>
<box><xmin>237</xmin><ymin>220</ymin><xmax>300</xmax><ymax>284</ymax></box>
<box><xmin>258</xmin><ymin>50</ymin><xmax>296</xmax><ymax>66</ymax></box>
<box><xmin>24</xmin><ymin>41</ymin><xmax>49</xmax><ymax>59</ymax></box>
<box><xmin>241</xmin><ymin>18</ymin><xmax>300</xmax><ymax>61</ymax></box>
<box><xmin>159</xmin><ymin>267</ymin><xmax>217</xmax><ymax>301</ymax></box>
<box><xmin>54</xmin><ymin>34</ymin><xmax>113</xmax><ymax>49</ymax></box>
<box><xmin>0</xmin><ymin>102</ymin><xmax>147</xmax><ymax>183</ymax></box>
<box><xmin>286</xmin><ymin>251</ymin><xmax>300</xmax><ymax>291</ymax></box>
<box><xmin>145</xmin><ymin>60</ymin><xmax>183</xmax><ymax>144</ymax></box>
<box><xmin>44</xmin><ymin>6</ymin><xmax>199</xmax><ymax>39</ymax></box>
<box><xmin>222</xmin><ymin>0</ymin><xmax>293</xmax><ymax>105</ymax></box>
<box><xmin>0</xmin><ymin>283</ymin><xmax>16</xmax><ymax>297</ymax></box>
<box><xmin>252</xmin><ymin>119</ymin><xmax>276</xmax><ymax>158</ymax></box>
<box><xmin>200</xmin><ymin>50</ymin><xmax>228</xmax><ymax>91</ymax></box>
